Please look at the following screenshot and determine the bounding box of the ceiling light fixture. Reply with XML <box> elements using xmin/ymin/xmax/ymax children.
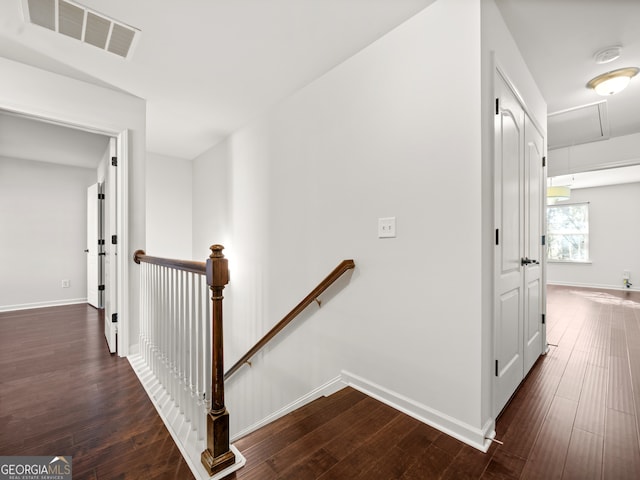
<box><xmin>547</xmin><ymin>146</ymin><xmax>573</xmax><ymax>204</ymax></box>
<box><xmin>547</xmin><ymin>185</ymin><xmax>571</xmax><ymax>204</ymax></box>
<box><xmin>587</xmin><ymin>67</ymin><xmax>639</xmax><ymax>96</ymax></box>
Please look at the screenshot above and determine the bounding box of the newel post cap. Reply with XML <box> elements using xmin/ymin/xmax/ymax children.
<box><xmin>207</xmin><ymin>244</ymin><xmax>229</xmax><ymax>287</ymax></box>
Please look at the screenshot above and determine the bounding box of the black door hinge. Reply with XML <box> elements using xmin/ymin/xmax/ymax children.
<box><xmin>98</xmin><ymin>239</ymin><xmax>105</xmax><ymax>245</ymax></box>
<box><xmin>495</xmin><ymin>228</ymin><xmax>500</xmax><ymax>246</ymax></box>
<box><xmin>112</xmin><ymin>235</ymin><xmax>117</xmax><ymax>245</ymax></box>
<box><xmin>112</xmin><ymin>313</ymin><xmax>118</xmax><ymax>323</ymax></box>
<box><xmin>495</xmin><ymin>98</ymin><xmax>500</xmax><ymax>115</ymax></box>
<box><xmin>98</xmin><ymin>285</ymin><xmax>105</xmax><ymax>291</ymax></box>
<box><xmin>542</xmin><ymin>313</ymin><xmax>546</xmax><ymax>325</ymax></box>
<box><xmin>495</xmin><ymin>360</ymin><xmax>499</xmax><ymax>377</ymax></box>
<box><xmin>542</xmin><ymin>156</ymin><xmax>546</xmax><ymax>167</ymax></box>
<box><xmin>541</xmin><ymin>235</ymin><xmax>546</xmax><ymax>246</ymax></box>
<box><xmin>98</xmin><ymin>193</ymin><xmax>105</xmax><ymax>200</ymax></box>
<box><xmin>111</xmin><ymin>156</ymin><xmax>118</xmax><ymax>167</ymax></box>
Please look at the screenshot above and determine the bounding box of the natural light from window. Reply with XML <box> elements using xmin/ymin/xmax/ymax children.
<box><xmin>547</xmin><ymin>202</ymin><xmax>590</xmax><ymax>262</ymax></box>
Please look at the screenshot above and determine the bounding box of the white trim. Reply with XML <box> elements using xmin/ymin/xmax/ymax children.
<box><xmin>116</xmin><ymin>129</ymin><xmax>130</xmax><ymax>357</ymax></box>
<box><xmin>547</xmin><ymin>281</ymin><xmax>640</xmax><ymax>293</ymax></box>
<box><xmin>0</xmin><ymin>107</ymin><xmax>131</xmax><ymax>358</ymax></box>
<box><xmin>128</xmin><ymin>354</ymin><xmax>246</xmax><ymax>480</ymax></box>
<box><xmin>0</xmin><ymin>298</ymin><xmax>88</xmax><ymax>312</ymax></box>
<box><xmin>342</xmin><ymin>370</ymin><xmax>494</xmax><ymax>452</ymax></box>
<box><xmin>230</xmin><ymin>375</ymin><xmax>346</xmax><ymax>441</ymax></box>
<box><xmin>231</xmin><ymin>372</ymin><xmax>494</xmax><ymax>453</ymax></box>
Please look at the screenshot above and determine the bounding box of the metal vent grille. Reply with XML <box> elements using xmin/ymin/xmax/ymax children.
<box><xmin>24</xmin><ymin>0</ymin><xmax>140</xmax><ymax>59</ymax></box>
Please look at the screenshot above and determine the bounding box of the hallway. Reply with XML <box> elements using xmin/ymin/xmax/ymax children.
<box><xmin>0</xmin><ymin>304</ymin><xmax>193</xmax><ymax>479</ymax></box>
<box><xmin>1</xmin><ymin>285</ymin><xmax>639</xmax><ymax>478</ymax></box>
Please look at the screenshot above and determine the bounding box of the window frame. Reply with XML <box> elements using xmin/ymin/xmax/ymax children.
<box><xmin>546</xmin><ymin>201</ymin><xmax>590</xmax><ymax>263</ymax></box>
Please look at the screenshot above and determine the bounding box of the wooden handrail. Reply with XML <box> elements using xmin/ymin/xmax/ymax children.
<box><xmin>133</xmin><ymin>249</ymin><xmax>206</xmax><ymax>275</ymax></box>
<box><xmin>224</xmin><ymin>259</ymin><xmax>355</xmax><ymax>381</ymax></box>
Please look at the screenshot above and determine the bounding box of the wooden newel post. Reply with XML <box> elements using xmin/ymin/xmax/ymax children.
<box><xmin>201</xmin><ymin>244</ymin><xmax>236</xmax><ymax>475</ymax></box>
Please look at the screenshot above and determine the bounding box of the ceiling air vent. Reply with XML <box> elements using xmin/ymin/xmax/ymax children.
<box><xmin>24</xmin><ymin>0</ymin><xmax>140</xmax><ymax>59</ymax></box>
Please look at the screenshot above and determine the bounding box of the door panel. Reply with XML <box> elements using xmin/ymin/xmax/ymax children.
<box><xmin>494</xmin><ymin>70</ymin><xmax>546</xmax><ymax>416</ymax></box>
<box><xmin>523</xmin><ymin>116</ymin><xmax>544</xmax><ymax>373</ymax></box>
<box><xmin>87</xmin><ymin>183</ymin><xmax>101</xmax><ymax>308</ymax></box>
<box><xmin>494</xmin><ymin>73</ymin><xmax>524</xmax><ymax>414</ymax></box>
<box><xmin>104</xmin><ymin>138</ymin><xmax>117</xmax><ymax>353</ymax></box>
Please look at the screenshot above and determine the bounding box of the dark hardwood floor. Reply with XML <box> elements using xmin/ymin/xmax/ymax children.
<box><xmin>226</xmin><ymin>285</ymin><xmax>640</xmax><ymax>479</ymax></box>
<box><xmin>0</xmin><ymin>304</ymin><xmax>194</xmax><ymax>480</ymax></box>
<box><xmin>2</xmin><ymin>285</ymin><xmax>640</xmax><ymax>479</ymax></box>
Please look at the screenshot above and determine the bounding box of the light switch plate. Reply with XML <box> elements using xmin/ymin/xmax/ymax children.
<box><xmin>378</xmin><ymin>217</ymin><xmax>396</xmax><ymax>238</ymax></box>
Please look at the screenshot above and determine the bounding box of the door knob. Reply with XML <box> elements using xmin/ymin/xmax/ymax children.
<box><xmin>521</xmin><ymin>257</ymin><xmax>539</xmax><ymax>266</ymax></box>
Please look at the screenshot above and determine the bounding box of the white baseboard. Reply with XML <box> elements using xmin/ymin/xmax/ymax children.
<box><xmin>0</xmin><ymin>298</ymin><xmax>88</xmax><ymax>312</ymax></box>
<box><xmin>547</xmin><ymin>281</ymin><xmax>640</xmax><ymax>292</ymax></box>
<box><xmin>231</xmin><ymin>371</ymin><xmax>493</xmax><ymax>453</ymax></box>
<box><xmin>341</xmin><ymin>370</ymin><xmax>494</xmax><ymax>452</ymax></box>
<box><xmin>128</xmin><ymin>354</ymin><xmax>246</xmax><ymax>480</ymax></box>
<box><xmin>230</xmin><ymin>375</ymin><xmax>346</xmax><ymax>442</ymax></box>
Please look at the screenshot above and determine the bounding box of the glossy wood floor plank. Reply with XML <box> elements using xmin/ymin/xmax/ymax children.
<box><xmin>228</xmin><ymin>286</ymin><xmax>640</xmax><ymax>480</ymax></box>
<box><xmin>0</xmin><ymin>304</ymin><xmax>193</xmax><ymax>480</ymax></box>
<box><xmin>4</xmin><ymin>287</ymin><xmax>640</xmax><ymax>479</ymax></box>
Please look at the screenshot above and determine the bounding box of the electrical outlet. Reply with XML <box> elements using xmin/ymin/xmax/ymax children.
<box><xmin>623</xmin><ymin>271</ymin><xmax>631</xmax><ymax>280</ymax></box>
<box><xmin>62</xmin><ymin>280</ymin><xmax>70</xmax><ymax>288</ymax></box>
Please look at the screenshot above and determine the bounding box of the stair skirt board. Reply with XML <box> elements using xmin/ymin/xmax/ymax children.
<box><xmin>231</xmin><ymin>370</ymin><xmax>495</xmax><ymax>453</ymax></box>
<box><xmin>230</xmin><ymin>375</ymin><xmax>346</xmax><ymax>442</ymax></box>
<box><xmin>128</xmin><ymin>354</ymin><xmax>246</xmax><ymax>480</ymax></box>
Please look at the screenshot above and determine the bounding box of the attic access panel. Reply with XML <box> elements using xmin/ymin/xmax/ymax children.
<box><xmin>23</xmin><ymin>0</ymin><xmax>140</xmax><ymax>59</ymax></box>
<box><xmin>547</xmin><ymin>100</ymin><xmax>609</xmax><ymax>150</ymax></box>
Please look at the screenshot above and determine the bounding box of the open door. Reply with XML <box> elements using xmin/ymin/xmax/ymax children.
<box><xmin>104</xmin><ymin>137</ymin><xmax>118</xmax><ymax>353</ymax></box>
<box><xmin>86</xmin><ymin>183</ymin><xmax>103</xmax><ymax>308</ymax></box>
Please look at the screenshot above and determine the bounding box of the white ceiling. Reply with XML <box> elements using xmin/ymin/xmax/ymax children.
<box><xmin>0</xmin><ymin>0</ymin><xmax>436</xmax><ymax>160</ymax></box>
<box><xmin>495</xmin><ymin>0</ymin><xmax>640</xmax><ymax>143</ymax></box>
<box><xmin>1</xmin><ymin>0</ymin><xmax>639</xmax><ymax>185</ymax></box>
<box><xmin>552</xmin><ymin>164</ymin><xmax>640</xmax><ymax>190</ymax></box>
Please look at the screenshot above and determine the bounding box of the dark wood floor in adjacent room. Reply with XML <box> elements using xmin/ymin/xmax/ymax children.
<box><xmin>2</xmin><ymin>286</ymin><xmax>640</xmax><ymax>479</ymax></box>
<box><xmin>227</xmin><ymin>285</ymin><xmax>640</xmax><ymax>480</ymax></box>
<box><xmin>0</xmin><ymin>304</ymin><xmax>194</xmax><ymax>480</ymax></box>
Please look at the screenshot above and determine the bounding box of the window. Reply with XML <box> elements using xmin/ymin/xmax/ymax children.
<box><xmin>547</xmin><ymin>202</ymin><xmax>589</xmax><ymax>262</ymax></box>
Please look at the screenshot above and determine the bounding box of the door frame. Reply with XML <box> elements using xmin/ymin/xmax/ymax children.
<box><xmin>492</xmin><ymin>61</ymin><xmax>547</xmax><ymax>417</ymax></box>
<box><xmin>0</xmin><ymin>107</ymin><xmax>131</xmax><ymax>357</ymax></box>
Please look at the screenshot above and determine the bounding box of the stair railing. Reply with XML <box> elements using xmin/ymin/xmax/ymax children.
<box><xmin>224</xmin><ymin>259</ymin><xmax>355</xmax><ymax>381</ymax></box>
<box><xmin>134</xmin><ymin>244</ymin><xmax>234</xmax><ymax>476</ymax></box>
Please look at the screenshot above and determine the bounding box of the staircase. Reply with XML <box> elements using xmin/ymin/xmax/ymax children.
<box><xmin>229</xmin><ymin>386</ymin><xmax>463</xmax><ymax>480</ymax></box>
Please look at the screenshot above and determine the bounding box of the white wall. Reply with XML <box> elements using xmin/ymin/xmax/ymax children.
<box><xmin>547</xmin><ymin>183</ymin><xmax>640</xmax><ymax>291</ymax></box>
<box><xmin>192</xmin><ymin>141</ymin><xmax>231</xmax><ymax>260</ymax></box>
<box><xmin>0</xmin><ymin>57</ymin><xmax>146</xmax><ymax>355</ymax></box>
<box><xmin>549</xmin><ymin>132</ymin><xmax>640</xmax><ymax>176</ymax></box>
<box><xmin>0</xmin><ymin>156</ymin><xmax>96</xmax><ymax>310</ymax></box>
<box><xmin>146</xmin><ymin>152</ymin><xmax>193</xmax><ymax>259</ymax></box>
<box><xmin>481</xmin><ymin>0</ymin><xmax>547</xmax><ymax>430</ymax></box>
<box><xmin>193</xmin><ymin>0</ymin><xmax>488</xmax><ymax>448</ymax></box>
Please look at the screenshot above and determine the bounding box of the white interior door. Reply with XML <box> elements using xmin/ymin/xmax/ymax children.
<box><xmin>104</xmin><ymin>138</ymin><xmax>118</xmax><ymax>353</ymax></box>
<box><xmin>494</xmin><ymin>73</ymin><xmax>525</xmax><ymax>414</ymax></box>
<box><xmin>523</xmin><ymin>115</ymin><xmax>544</xmax><ymax>373</ymax></box>
<box><xmin>494</xmin><ymin>70</ymin><xmax>546</xmax><ymax>415</ymax></box>
<box><xmin>86</xmin><ymin>183</ymin><xmax>102</xmax><ymax>308</ymax></box>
